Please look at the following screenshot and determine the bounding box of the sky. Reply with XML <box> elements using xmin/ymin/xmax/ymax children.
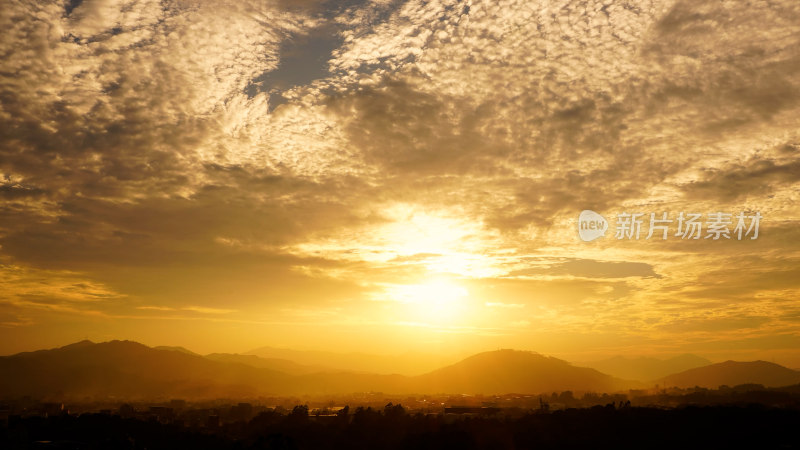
<box><xmin>1</xmin><ymin>0</ymin><xmax>799</xmax><ymax>367</ymax></box>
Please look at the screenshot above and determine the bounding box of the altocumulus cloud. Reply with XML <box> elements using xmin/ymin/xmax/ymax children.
<box><xmin>0</xmin><ymin>0</ymin><xmax>799</xmax><ymax>359</ymax></box>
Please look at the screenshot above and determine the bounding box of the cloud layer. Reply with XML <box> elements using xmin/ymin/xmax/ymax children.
<box><xmin>1</xmin><ymin>0</ymin><xmax>799</xmax><ymax>363</ymax></box>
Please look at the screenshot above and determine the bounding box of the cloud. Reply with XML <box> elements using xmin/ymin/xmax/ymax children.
<box><xmin>182</xmin><ymin>306</ymin><xmax>237</xmax><ymax>315</ymax></box>
<box><xmin>682</xmin><ymin>157</ymin><xmax>800</xmax><ymax>202</ymax></box>
<box><xmin>509</xmin><ymin>258</ymin><xmax>660</xmax><ymax>279</ymax></box>
<box><xmin>1</xmin><ymin>0</ymin><xmax>799</xmax><ymax>359</ymax></box>
<box><xmin>136</xmin><ymin>305</ymin><xmax>175</xmax><ymax>311</ymax></box>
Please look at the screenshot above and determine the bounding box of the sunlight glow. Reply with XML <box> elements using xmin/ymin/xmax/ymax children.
<box><xmin>290</xmin><ymin>203</ymin><xmax>504</xmax><ymax>278</ymax></box>
<box><xmin>384</xmin><ymin>280</ymin><xmax>470</xmax><ymax>324</ymax></box>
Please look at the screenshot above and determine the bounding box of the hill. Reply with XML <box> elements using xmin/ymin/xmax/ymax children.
<box><xmin>583</xmin><ymin>354</ymin><xmax>711</xmax><ymax>382</ymax></box>
<box><xmin>659</xmin><ymin>360</ymin><xmax>800</xmax><ymax>389</ymax></box>
<box><xmin>153</xmin><ymin>345</ymin><xmax>200</xmax><ymax>356</ymax></box>
<box><xmin>204</xmin><ymin>353</ymin><xmax>333</xmax><ymax>375</ymax></box>
<box><xmin>245</xmin><ymin>345</ymin><xmax>457</xmax><ymax>376</ymax></box>
<box><xmin>0</xmin><ymin>340</ymin><xmax>291</xmax><ymax>400</ymax></box>
<box><xmin>412</xmin><ymin>349</ymin><xmax>634</xmax><ymax>394</ymax></box>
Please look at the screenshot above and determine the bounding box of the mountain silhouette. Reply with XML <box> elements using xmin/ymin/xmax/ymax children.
<box><xmin>413</xmin><ymin>349</ymin><xmax>634</xmax><ymax>394</ymax></box>
<box><xmin>245</xmin><ymin>345</ymin><xmax>457</xmax><ymax>376</ymax></box>
<box><xmin>584</xmin><ymin>354</ymin><xmax>711</xmax><ymax>382</ymax></box>
<box><xmin>0</xmin><ymin>340</ymin><xmax>291</xmax><ymax>399</ymax></box>
<box><xmin>1</xmin><ymin>341</ymin><xmax>639</xmax><ymax>400</ymax></box>
<box><xmin>154</xmin><ymin>345</ymin><xmax>200</xmax><ymax>356</ymax></box>
<box><xmin>204</xmin><ymin>353</ymin><xmax>334</xmax><ymax>375</ymax></box>
<box><xmin>659</xmin><ymin>360</ymin><xmax>800</xmax><ymax>388</ymax></box>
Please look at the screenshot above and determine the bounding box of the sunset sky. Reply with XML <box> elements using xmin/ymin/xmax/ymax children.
<box><xmin>1</xmin><ymin>0</ymin><xmax>799</xmax><ymax>367</ymax></box>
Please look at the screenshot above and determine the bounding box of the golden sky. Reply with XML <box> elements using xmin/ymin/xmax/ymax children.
<box><xmin>1</xmin><ymin>0</ymin><xmax>799</xmax><ymax>366</ymax></box>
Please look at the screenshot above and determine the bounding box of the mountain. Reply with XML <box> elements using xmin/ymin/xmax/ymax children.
<box><xmin>413</xmin><ymin>349</ymin><xmax>635</xmax><ymax>394</ymax></box>
<box><xmin>245</xmin><ymin>347</ymin><xmax>638</xmax><ymax>393</ymax></box>
<box><xmin>154</xmin><ymin>345</ymin><xmax>200</xmax><ymax>356</ymax></box>
<box><xmin>583</xmin><ymin>354</ymin><xmax>711</xmax><ymax>382</ymax></box>
<box><xmin>0</xmin><ymin>340</ymin><xmax>291</xmax><ymax>400</ymax></box>
<box><xmin>659</xmin><ymin>360</ymin><xmax>800</xmax><ymax>389</ymax></box>
<box><xmin>152</xmin><ymin>347</ymin><xmax>338</xmax><ymax>375</ymax></box>
<box><xmin>0</xmin><ymin>341</ymin><xmax>635</xmax><ymax>400</ymax></box>
<box><xmin>245</xmin><ymin>345</ymin><xmax>458</xmax><ymax>376</ymax></box>
<box><xmin>204</xmin><ymin>353</ymin><xmax>333</xmax><ymax>375</ymax></box>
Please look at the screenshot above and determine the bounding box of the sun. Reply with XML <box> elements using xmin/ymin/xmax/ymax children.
<box><xmin>386</xmin><ymin>279</ymin><xmax>470</xmax><ymax>324</ymax></box>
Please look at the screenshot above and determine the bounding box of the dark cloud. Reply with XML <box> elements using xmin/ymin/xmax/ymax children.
<box><xmin>510</xmin><ymin>259</ymin><xmax>659</xmax><ymax>279</ymax></box>
<box><xmin>683</xmin><ymin>158</ymin><xmax>800</xmax><ymax>202</ymax></box>
<box><xmin>329</xmin><ymin>79</ymin><xmax>514</xmax><ymax>175</ymax></box>
<box><xmin>642</xmin><ymin>0</ymin><xmax>800</xmax><ymax>129</ymax></box>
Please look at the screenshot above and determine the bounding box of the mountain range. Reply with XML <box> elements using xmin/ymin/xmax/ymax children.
<box><xmin>244</xmin><ymin>345</ymin><xmax>459</xmax><ymax>376</ymax></box>
<box><xmin>2</xmin><ymin>341</ymin><xmax>799</xmax><ymax>400</ymax></box>
<box><xmin>581</xmin><ymin>354</ymin><xmax>712</xmax><ymax>382</ymax></box>
<box><xmin>658</xmin><ymin>360</ymin><xmax>800</xmax><ymax>388</ymax></box>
